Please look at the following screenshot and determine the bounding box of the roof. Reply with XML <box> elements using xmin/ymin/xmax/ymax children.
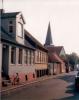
<box><xmin>24</xmin><ymin>30</ymin><xmax>48</xmax><ymax>52</ymax></box>
<box><xmin>1</xmin><ymin>11</ymin><xmax>25</xmax><ymax>24</ymax></box>
<box><xmin>46</xmin><ymin>46</ymin><xmax>63</xmax><ymax>55</ymax></box>
<box><xmin>1</xmin><ymin>27</ymin><xmax>35</xmax><ymax>50</ymax></box>
<box><xmin>45</xmin><ymin>22</ymin><xmax>53</xmax><ymax>46</ymax></box>
<box><xmin>1</xmin><ymin>12</ymin><xmax>20</xmax><ymax>18</ymax></box>
<box><xmin>48</xmin><ymin>53</ymin><xmax>63</xmax><ymax>63</ymax></box>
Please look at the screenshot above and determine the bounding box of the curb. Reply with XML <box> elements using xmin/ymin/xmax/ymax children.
<box><xmin>1</xmin><ymin>75</ymin><xmax>54</xmax><ymax>96</ymax></box>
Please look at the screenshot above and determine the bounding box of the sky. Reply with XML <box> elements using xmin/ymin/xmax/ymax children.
<box><xmin>0</xmin><ymin>0</ymin><xmax>79</xmax><ymax>55</ymax></box>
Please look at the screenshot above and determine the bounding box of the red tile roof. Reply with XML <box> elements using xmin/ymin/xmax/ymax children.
<box><xmin>46</xmin><ymin>46</ymin><xmax>63</xmax><ymax>55</ymax></box>
<box><xmin>48</xmin><ymin>53</ymin><xmax>63</xmax><ymax>63</ymax></box>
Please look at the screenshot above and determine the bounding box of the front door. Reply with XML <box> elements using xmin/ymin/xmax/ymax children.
<box><xmin>2</xmin><ymin>44</ymin><xmax>9</xmax><ymax>79</ymax></box>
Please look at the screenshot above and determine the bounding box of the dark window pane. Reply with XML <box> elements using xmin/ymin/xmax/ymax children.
<box><xmin>11</xmin><ymin>47</ymin><xmax>16</xmax><ymax>64</ymax></box>
<box><xmin>9</xmin><ymin>26</ymin><xmax>13</xmax><ymax>33</ymax></box>
<box><xmin>18</xmin><ymin>49</ymin><xmax>22</xmax><ymax>64</ymax></box>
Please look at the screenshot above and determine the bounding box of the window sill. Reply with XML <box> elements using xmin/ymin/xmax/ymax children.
<box><xmin>24</xmin><ymin>64</ymin><xmax>28</xmax><ymax>66</ymax></box>
<box><xmin>17</xmin><ymin>35</ymin><xmax>23</xmax><ymax>38</ymax></box>
<box><xmin>17</xmin><ymin>64</ymin><xmax>23</xmax><ymax>66</ymax></box>
<box><xmin>10</xmin><ymin>64</ymin><xmax>16</xmax><ymax>66</ymax></box>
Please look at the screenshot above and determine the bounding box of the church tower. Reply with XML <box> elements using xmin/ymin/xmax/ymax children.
<box><xmin>44</xmin><ymin>22</ymin><xmax>54</xmax><ymax>46</ymax></box>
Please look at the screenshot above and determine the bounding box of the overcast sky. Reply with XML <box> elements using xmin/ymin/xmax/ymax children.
<box><xmin>0</xmin><ymin>0</ymin><xmax>79</xmax><ymax>55</ymax></box>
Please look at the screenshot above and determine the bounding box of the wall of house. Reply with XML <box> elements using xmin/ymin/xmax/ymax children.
<box><xmin>8</xmin><ymin>46</ymin><xmax>36</xmax><ymax>83</ymax></box>
<box><xmin>35</xmin><ymin>64</ymin><xmax>47</xmax><ymax>70</ymax></box>
<box><xmin>48</xmin><ymin>62</ymin><xmax>64</xmax><ymax>75</ymax></box>
<box><xmin>34</xmin><ymin>49</ymin><xmax>48</xmax><ymax>77</ymax></box>
<box><xmin>16</xmin><ymin>14</ymin><xmax>25</xmax><ymax>44</ymax></box>
<box><xmin>53</xmin><ymin>63</ymin><xmax>57</xmax><ymax>74</ymax></box>
<box><xmin>61</xmin><ymin>63</ymin><xmax>66</xmax><ymax>73</ymax></box>
<box><xmin>48</xmin><ymin>63</ymin><xmax>54</xmax><ymax>75</ymax></box>
<box><xmin>35</xmin><ymin>50</ymin><xmax>48</xmax><ymax>63</ymax></box>
<box><xmin>1</xmin><ymin>18</ymin><xmax>16</xmax><ymax>38</ymax></box>
<box><xmin>53</xmin><ymin>63</ymin><xmax>65</xmax><ymax>74</ymax></box>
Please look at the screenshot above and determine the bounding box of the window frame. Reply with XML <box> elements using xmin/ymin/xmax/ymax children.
<box><xmin>11</xmin><ymin>47</ymin><xmax>16</xmax><ymax>64</ymax></box>
<box><xmin>18</xmin><ymin>48</ymin><xmax>23</xmax><ymax>64</ymax></box>
<box><xmin>24</xmin><ymin>49</ymin><xmax>28</xmax><ymax>64</ymax></box>
<box><xmin>9</xmin><ymin>20</ymin><xmax>13</xmax><ymax>33</ymax></box>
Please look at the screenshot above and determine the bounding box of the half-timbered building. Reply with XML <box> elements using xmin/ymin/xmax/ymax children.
<box><xmin>0</xmin><ymin>9</ymin><xmax>48</xmax><ymax>85</ymax></box>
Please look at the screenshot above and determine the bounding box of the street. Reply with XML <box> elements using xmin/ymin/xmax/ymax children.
<box><xmin>1</xmin><ymin>71</ymin><xmax>79</xmax><ymax>100</ymax></box>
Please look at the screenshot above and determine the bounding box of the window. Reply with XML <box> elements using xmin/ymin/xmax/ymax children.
<box><xmin>9</xmin><ymin>21</ymin><xmax>13</xmax><ymax>33</ymax></box>
<box><xmin>37</xmin><ymin>51</ymin><xmax>39</xmax><ymax>62</ymax></box>
<box><xmin>39</xmin><ymin>51</ymin><xmax>40</xmax><ymax>62</ymax></box>
<box><xmin>42</xmin><ymin>53</ymin><xmax>44</xmax><ymax>63</ymax></box>
<box><xmin>9</xmin><ymin>21</ymin><xmax>13</xmax><ymax>24</ymax></box>
<box><xmin>24</xmin><ymin>50</ymin><xmax>28</xmax><ymax>64</ymax></box>
<box><xmin>11</xmin><ymin>47</ymin><xmax>16</xmax><ymax>64</ymax></box>
<box><xmin>40</xmin><ymin>52</ymin><xmax>42</xmax><ymax>63</ymax></box>
<box><xmin>32</xmin><ymin>52</ymin><xmax>35</xmax><ymax>64</ymax></box>
<box><xmin>31</xmin><ymin>51</ymin><xmax>34</xmax><ymax>64</ymax></box>
<box><xmin>35</xmin><ymin>51</ymin><xmax>38</xmax><ymax>62</ymax></box>
<box><xmin>9</xmin><ymin>26</ymin><xmax>13</xmax><ymax>33</ymax></box>
<box><xmin>18</xmin><ymin>48</ymin><xmax>22</xmax><ymax>64</ymax></box>
<box><xmin>45</xmin><ymin>54</ymin><xmax>48</xmax><ymax>63</ymax></box>
<box><xmin>29</xmin><ymin>51</ymin><xmax>31</xmax><ymax>64</ymax></box>
<box><xmin>28</xmin><ymin>50</ymin><xmax>31</xmax><ymax>64</ymax></box>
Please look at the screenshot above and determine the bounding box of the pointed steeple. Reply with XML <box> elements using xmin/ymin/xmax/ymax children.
<box><xmin>44</xmin><ymin>22</ymin><xmax>53</xmax><ymax>46</ymax></box>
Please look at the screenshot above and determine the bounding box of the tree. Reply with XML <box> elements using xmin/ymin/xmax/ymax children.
<box><xmin>66</xmin><ymin>52</ymin><xmax>79</xmax><ymax>70</ymax></box>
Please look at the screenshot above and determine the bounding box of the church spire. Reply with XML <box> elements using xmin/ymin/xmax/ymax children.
<box><xmin>44</xmin><ymin>22</ymin><xmax>53</xmax><ymax>46</ymax></box>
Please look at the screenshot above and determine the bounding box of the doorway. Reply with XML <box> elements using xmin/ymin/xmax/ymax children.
<box><xmin>2</xmin><ymin>44</ymin><xmax>9</xmax><ymax>79</ymax></box>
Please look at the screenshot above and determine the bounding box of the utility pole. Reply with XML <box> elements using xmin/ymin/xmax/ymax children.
<box><xmin>2</xmin><ymin>0</ymin><xmax>4</xmax><ymax>9</ymax></box>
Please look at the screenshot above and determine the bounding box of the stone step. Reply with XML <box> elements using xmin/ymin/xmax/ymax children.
<box><xmin>2</xmin><ymin>80</ymin><xmax>11</xmax><ymax>87</ymax></box>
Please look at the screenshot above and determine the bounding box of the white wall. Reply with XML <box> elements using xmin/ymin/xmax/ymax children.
<box><xmin>9</xmin><ymin>47</ymin><xmax>35</xmax><ymax>76</ymax></box>
<box><xmin>16</xmin><ymin>14</ymin><xmax>25</xmax><ymax>44</ymax></box>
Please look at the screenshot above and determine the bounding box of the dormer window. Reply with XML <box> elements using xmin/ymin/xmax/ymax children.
<box><xmin>9</xmin><ymin>21</ymin><xmax>13</xmax><ymax>24</ymax></box>
<box><xmin>9</xmin><ymin>20</ymin><xmax>13</xmax><ymax>33</ymax></box>
<box><xmin>18</xmin><ymin>22</ymin><xmax>23</xmax><ymax>38</ymax></box>
<box><xmin>9</xmin><ymin>26</ymin><xmax>13</xmax><ymax>33</ymax></box>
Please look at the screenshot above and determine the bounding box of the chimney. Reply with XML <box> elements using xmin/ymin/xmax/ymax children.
<box><xmin>0</xmin><ymin>9</ymin><xmax>5</xmax><ymax>14</ymax></box>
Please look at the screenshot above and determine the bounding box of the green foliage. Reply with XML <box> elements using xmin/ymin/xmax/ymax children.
<box><xmin>66</xmin><ymin>52</ymin><xmax>79</xmax><ymax>69</ymax></box>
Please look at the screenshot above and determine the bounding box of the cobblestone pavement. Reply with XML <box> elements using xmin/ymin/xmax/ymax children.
<box><xmin>1</xmin><ymin>71</ymin><xmax>79</xmax><ymax>100</ymax></box>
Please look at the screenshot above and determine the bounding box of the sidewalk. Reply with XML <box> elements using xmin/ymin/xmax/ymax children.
<box><xmin>0</xmin><ymin>72</ymin><xmax>71</xmax><ymax>96</ymax></box>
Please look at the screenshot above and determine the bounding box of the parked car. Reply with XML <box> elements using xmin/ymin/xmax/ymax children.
<box><xmin>75</xmin><ymin>71</ymin><xmax>79</xmax><ymax>90</ymax></box>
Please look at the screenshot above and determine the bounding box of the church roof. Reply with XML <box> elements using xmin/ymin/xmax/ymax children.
<box><xmin>46</xmin><ymin>46</ymin><xmax>63</xmax><ymax>56</ymax></box>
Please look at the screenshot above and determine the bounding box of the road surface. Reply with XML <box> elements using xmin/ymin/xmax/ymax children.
<box><xmin>1</xmin><ymin>71</ymin><xmax>79</xmax><ymax>100</ymax></box>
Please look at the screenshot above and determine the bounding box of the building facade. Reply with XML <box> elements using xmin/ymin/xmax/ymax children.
<box><xmin>24</xmin><ymin>30</ymin><xmax>48</xmax><ymax>77</ymax></box>
<box><xmin>0</xmin><ymin>9</ymin><xmax>48</xmax><ymax>85</ymax></box>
